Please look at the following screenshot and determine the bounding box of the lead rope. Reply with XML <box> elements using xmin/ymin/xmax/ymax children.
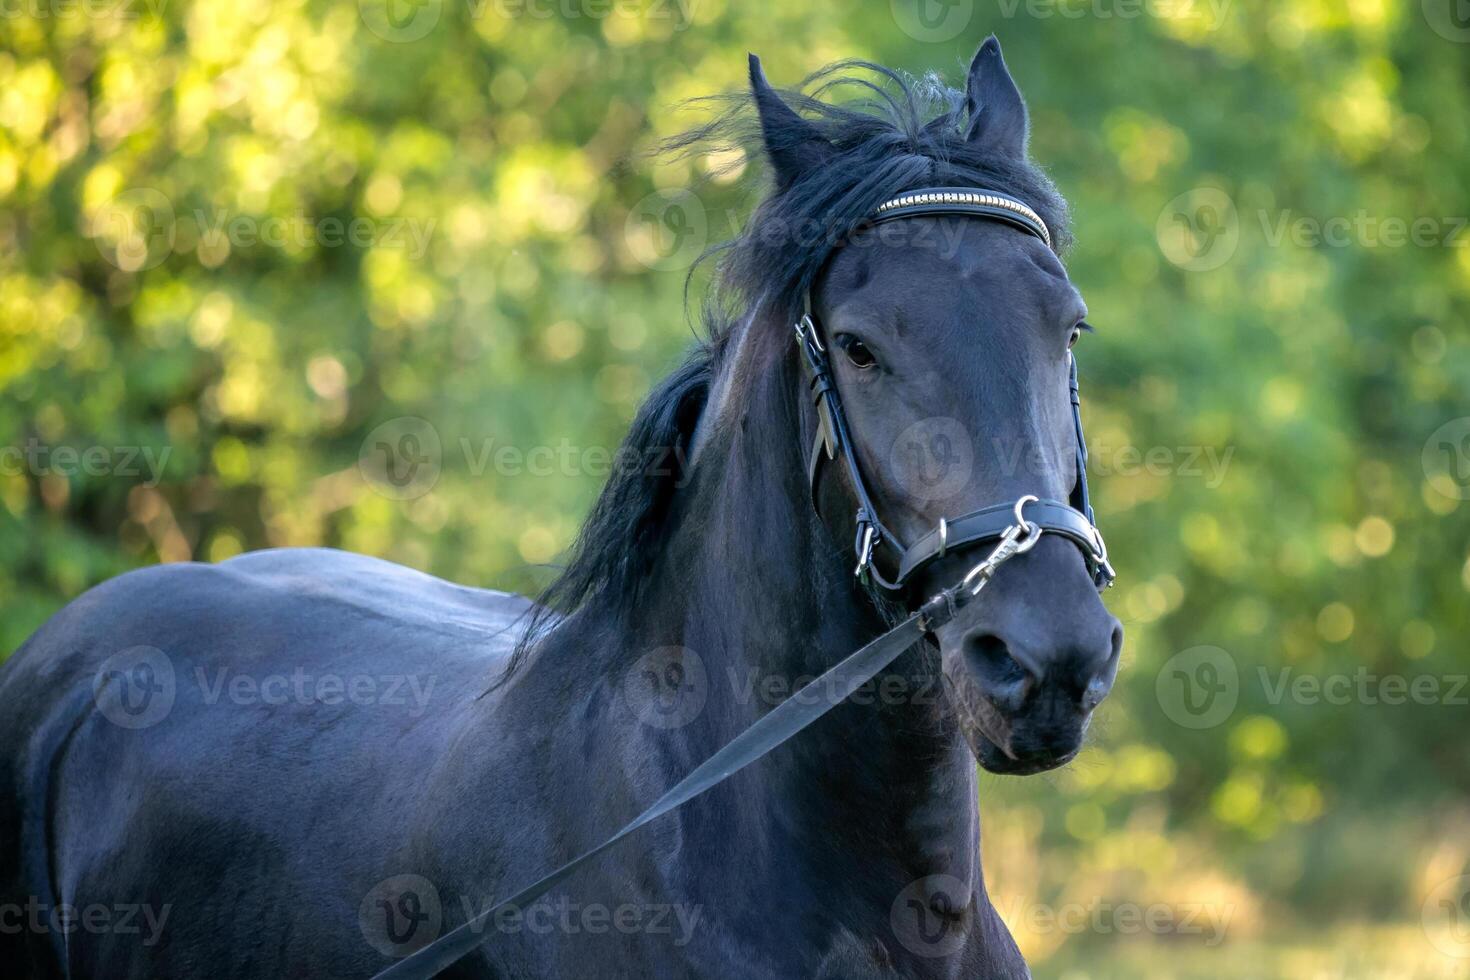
<box><xmin>367</xmin><ymin>501</ymin><xmax>1043</xmax><ymax>980</ymax></box>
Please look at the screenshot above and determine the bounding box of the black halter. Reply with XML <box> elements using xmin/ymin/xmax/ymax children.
<box><xmin>794</xmin><ymin>187</ymin><xmax>1116</xmax><ymax>592</ymax></box>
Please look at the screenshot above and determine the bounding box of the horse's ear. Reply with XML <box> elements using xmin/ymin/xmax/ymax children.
<box><xmin>749</xmin><ymin>53</ymin><xmax>835</xmax><ymax>189</ymax></box>
<box><xmin>965</xmin><ymin>36</ymin><xmax>1029</xmax><ymax>160</ymax></box>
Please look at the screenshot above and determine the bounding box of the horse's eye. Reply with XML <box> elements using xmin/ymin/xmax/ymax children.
<box><xmin>1069</xmin><ymin>320</ymin><xmax>1094</xmax><ymax>351</ymax></box>
<box><xmin>835</xmin><ymin>334</ymin><xmax>877</xmax><ymax>369</ymax></box>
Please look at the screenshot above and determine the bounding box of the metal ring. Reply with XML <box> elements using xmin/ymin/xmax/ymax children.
<box><xmin>937</xmin><ymin>517</ymin><xmax>948</xmax><ymax>558</ymax></box>
<box><xmin>1011</xmin><ymin>493</ymin><xmax>1038</xmax><ymax>527</ymax></box>
<box><xmin>1011</xmin><ymin>494</ymin><xmax>1041</xmax><ymax>551</ymax></box>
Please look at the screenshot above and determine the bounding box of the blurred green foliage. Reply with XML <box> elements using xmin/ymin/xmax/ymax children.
<box><xmin>2</xmin><ymin>0</ymin><xmax>1468</xmax><ymax>974</ymax></box>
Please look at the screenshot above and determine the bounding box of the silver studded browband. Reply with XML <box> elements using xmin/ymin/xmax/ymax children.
<box><xmin>872</xmin><ymin>190</ymin><xmax>1052</xmax><ymax>250</ymax></box>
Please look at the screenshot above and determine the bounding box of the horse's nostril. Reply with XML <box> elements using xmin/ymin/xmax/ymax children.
<box><xmin>1082</xmin><ymin>623</ymin><xmax>1125</xmax><ymax>709</ymax></box>
<box><xmin>964</xmin><ymin>633</ymin><xmax>1039</xmax><ymax>711</ymax></box>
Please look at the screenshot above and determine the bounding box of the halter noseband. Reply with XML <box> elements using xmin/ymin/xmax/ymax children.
<box><xmin>794</xmin><ymin>186</ymin><xmax>1116</xmax><ymax>593</ymax></box>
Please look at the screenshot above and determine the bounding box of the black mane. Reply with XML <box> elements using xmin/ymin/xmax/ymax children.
<box><xmin>509</xmin><ymin>57</ymin><xmax>1072</xmax><ymax>666</ymax></box>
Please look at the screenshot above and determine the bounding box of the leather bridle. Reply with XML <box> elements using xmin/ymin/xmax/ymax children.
<box><xmin>794</xmin><ymin>186</ymin><xmax>1115</xmax><ymax>593</ymax></box>
<box><xmin>368</xmin><ymin>186</ymin><xmax>1119</xmax><ymax>980</ymax></box>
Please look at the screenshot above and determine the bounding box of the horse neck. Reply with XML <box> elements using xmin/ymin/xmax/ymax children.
<box><xmin>637</xmin><ymin>307</ymin><xmax>982</xmax><ymax>893</ymax></box>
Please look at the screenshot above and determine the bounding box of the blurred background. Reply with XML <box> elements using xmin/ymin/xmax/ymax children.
<box><xmin>2</xmin><ymin>0</ymin><xmax>1468</xmax><ymax>976</ymax></box>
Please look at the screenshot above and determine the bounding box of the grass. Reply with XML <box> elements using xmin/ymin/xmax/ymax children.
<box><xmin>1036</xmin><ymin>925</ymin><xmax>1469</xmax><ymax>979</ymax></box>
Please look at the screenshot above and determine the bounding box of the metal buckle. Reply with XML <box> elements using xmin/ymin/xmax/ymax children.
<box><xmin>1085</xmin><ymin>523</ymin><xmax>1115</xmax><ymax>589</ymax></box>
<box><xmin>960</xmin><ymin>495</ymin><xmax>1041</xmax><ymax>596</ymax></box>
<box><xmin>794</xmin><ymin>315</ymin><xmax>824</xmax><ymax>353</ymax></box>
<box><xmin>854</xmin><ymin>524</ymin><xmax>876</xmax><ymax>579</ymax></box>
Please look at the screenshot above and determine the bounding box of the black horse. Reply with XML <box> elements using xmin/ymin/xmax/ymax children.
<box><xmin>0</xmin><ymin>38</ymin><xmax>1122</xmax><ymax>979</ymax></box>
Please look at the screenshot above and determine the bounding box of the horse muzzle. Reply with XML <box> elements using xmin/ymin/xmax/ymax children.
<box><xmin>929</xmin><ymin>534</ymin><xmax>1123</xmax><ymax>775</ymax></box>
